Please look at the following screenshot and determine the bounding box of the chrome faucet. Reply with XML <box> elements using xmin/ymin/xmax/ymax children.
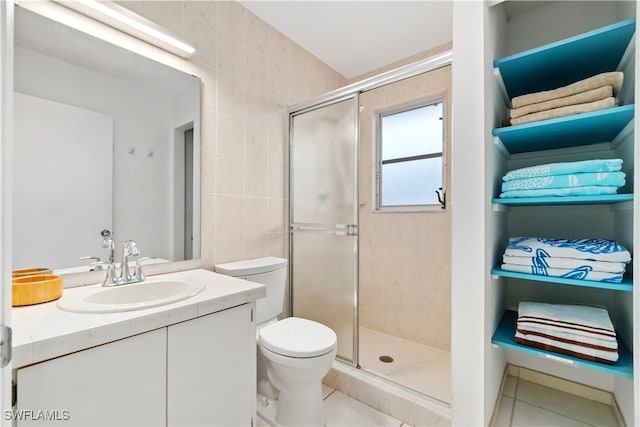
<box><xmin>98</xmin><ymin>237</ymin><xmax>145</xmax><ymax>287</ymax></box>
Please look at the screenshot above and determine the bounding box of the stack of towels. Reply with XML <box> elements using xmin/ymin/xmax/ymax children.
<box><xmin>502</xmin><ymin>236</ymin><xmax>631</xmax><ymax>283</ymax></box>
<box><xmin>508</xmin><ymin>71</ymin><xmax>623</xmax><ymax>126</ymax></box>
<box><xmin>516</xmin><ymin>302</ymin><xmax>619</xmax><ymax>364</ymax></box>
<box><xmin>499</xmin><ymin>158</ymin><xmax>626</xmax><ymax>199</ymax></box>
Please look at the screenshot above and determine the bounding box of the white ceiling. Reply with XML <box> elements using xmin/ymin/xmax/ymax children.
<box><xmin>239</xmin><ymin>1</ymin><xmax>453</xmax><ymax>79</ymax></box>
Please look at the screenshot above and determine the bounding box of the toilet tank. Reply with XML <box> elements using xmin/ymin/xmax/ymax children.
<box><xmin>214</xmin><ymin>257</ymin><xmax>287</xmax><ymax>325</ymax></box>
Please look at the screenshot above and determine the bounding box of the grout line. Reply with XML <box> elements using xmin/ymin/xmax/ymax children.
<box><xmin>323</xmin><ymin>388</ymin><xmax>337</xmax><ymax>401</ymax></box>
<box><xmin>508</xmin><ymin>377</ymin><xmax>518</xmax><ymax>427</ymax></box>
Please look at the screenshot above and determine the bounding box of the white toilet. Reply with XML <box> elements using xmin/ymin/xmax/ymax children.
<box><xmin>215</xmin><ymin>257</ymin><xmax>337</xmax><ymax>427</ymax></box>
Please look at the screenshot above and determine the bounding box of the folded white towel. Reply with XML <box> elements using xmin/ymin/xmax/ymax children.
<box><xmin>505</xmin><ymin>237</ymin><xmax>631</xmax><ymax>263</ymax></box>
<box><xmin>501</xmin><ymin>263</ymin><xmax>624</xmax><ymax>283</ymax></box>
<box><xmin>515</xmin><ymin>330</ymin><xmax>618</xmax><ymax>362</ymax></box>
<box><xmin>503</xmin><ymin>254</ymin><xmax>626</xmax><ymax>274</ymax></box>
<box><xmin>518</xmin><ymin>302</ymin><xmax>615</xmax><ymax>334</ymax></box>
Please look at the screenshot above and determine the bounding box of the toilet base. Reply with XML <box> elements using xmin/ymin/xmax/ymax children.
<box><xmin>256</xmin><ymin>395</ymin><xmax>279</xmax><ymax>427</ymax></box>
<box><xmin>256</xmin><ymin>394</ymin><xmax>326</xmax><ymax>427</ymax></box>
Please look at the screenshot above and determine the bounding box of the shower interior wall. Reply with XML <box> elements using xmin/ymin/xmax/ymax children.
<box><xmin>357</xmin><ymin>44</ymin><xmax>452</xmax><ymax>350</ymax></box>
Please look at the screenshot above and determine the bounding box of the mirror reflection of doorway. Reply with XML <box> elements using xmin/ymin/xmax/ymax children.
<box><xmin>184</xmin><ymin>128</ymin><xmax>194</xmax><ymax>260</ymax></box>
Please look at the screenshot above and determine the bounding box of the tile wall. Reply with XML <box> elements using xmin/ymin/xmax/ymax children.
<box><xmin>118</xmin><ymin>0</ymin><xmax>347</xmax><ymax>267</ymax></box>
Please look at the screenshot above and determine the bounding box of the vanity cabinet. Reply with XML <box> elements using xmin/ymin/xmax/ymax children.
<box><xmin>15</xmin><ymin>328</ymin><xmax>167</xmax><ymax>426</ymax></box>
<box><xmin>13</xmin><ymin>303</ymin><xmax>256</xmax><ymax>426</ymax></box>
<box><xmin>167</xmin><ymin>303</ymin><xmax>255</xmax><ymax>426</ymax></box>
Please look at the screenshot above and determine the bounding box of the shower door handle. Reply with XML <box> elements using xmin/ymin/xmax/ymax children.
<box><xmin>290</xmin><ymin>223</ymin><xmax>358</xmax><ymax>237</ymax></box>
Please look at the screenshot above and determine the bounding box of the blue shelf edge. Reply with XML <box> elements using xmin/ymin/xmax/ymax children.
<box><xmin>492</xmin><ymin>105</ymin><xmax>635</xmax><ymax>154</ymax></box>
<box><xmin>493</xmin><ymin>19</ymin><xmax>636</xmax><ymax>99</ymax></box>
<box><xmin>491</xmin><ymin>267</ymin><xmax>634</xmax><ymax>292</ymax></box>
<box><xmin>492</xmin><ymin>194</ymin><xmax>633</xmax><ymax>206</ymax></box>
<box><xmin>492</xmin><ymin>310</ymin><xmax>633</xmax><ymax>379</ymax></box>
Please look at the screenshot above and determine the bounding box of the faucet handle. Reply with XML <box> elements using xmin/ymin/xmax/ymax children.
<box><xmin>80</xmin><ymin>256</ymin><xmax>103</xmax><ymax>271</ymax></box>
<box><xmin>134</xmin><ymin>257</ymin><xmax>152</xmax><ymax>281</ymax></box>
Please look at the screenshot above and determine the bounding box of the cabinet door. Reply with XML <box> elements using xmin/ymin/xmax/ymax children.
<box><xmin>15</xmin><ymin>328</ymin><xmax>167</xmax><ymax>426</ymax></box>
<box><xmin>167</xmin><ymin>304</ymin><xmax>255</xmax><ymax>426</ymax></box>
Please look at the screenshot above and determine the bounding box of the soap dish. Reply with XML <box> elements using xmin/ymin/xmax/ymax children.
<box><xmin>12</xmin><ymin>274</ymin><xmax>63</xmax><ymax>306</ymax></box>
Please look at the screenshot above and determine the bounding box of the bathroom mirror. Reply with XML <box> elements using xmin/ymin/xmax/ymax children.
<box><xmin>13</xmin><ymin>6</ymin><xmax>201</xmax><ymax>273</ymax></box>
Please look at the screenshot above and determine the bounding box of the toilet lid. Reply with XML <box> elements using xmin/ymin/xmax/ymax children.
<box><xmin>258</xmin><ymin>317</ymin><xmax>337</xmax><ymax>358</ymax></box>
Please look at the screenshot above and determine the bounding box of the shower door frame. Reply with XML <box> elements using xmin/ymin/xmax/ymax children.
<box><xmin>287</xmin><ymin>50</ymin><xmax>453</xmax><ymax>369</ymax></box>
<box><xmin>288</xmin><ymin>94</ymin><xmax>360</xmax><ymax>366</ymax></box>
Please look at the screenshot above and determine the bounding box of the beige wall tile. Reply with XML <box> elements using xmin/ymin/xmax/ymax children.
<box><xmin>215</xmin><ymin>154</ymin><xmax>244</xmax><ymax>195</ymax></box>
<box><xmin>216</xmin><ymin>112</ymin><xmax>244</xmax><ymax>156</ymax></box>
<box><xmin>246</xmin><ymin>12</ymin><xmax>270</xmax><ymax>55</ymax></box>
<box><xmin>217</xmin><ymin>31</ymin><xmax>246</xmax><ymax>79</ymax></box>
<box><xmin>217</xmin><ymin>1</ymin><xmax>246</xmax><ymax>42</ymax></box>
<box><xmin>245</xmin><ymin>159</ymin><xmax>269</xmax><ymax>197</ymax></box>
<box><xmin>184</xmin><ymin>1</ymin><xmax>217</xmax><ymax>27</ymax></box>
<box><xmin>245</xmin><ymin>123</ymin><xmax>269</xmax><ymax>162</ymax></box>
<box><xmin>216</xmin><ymin>195</ymin><xmax>245</xmax><ymax>234</ymax></box>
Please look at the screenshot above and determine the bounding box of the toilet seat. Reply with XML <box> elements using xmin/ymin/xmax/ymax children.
<box><xmin>259</xmin><ymin>317</ymin><xmax>337</xmax><ymax>358</ymax></box>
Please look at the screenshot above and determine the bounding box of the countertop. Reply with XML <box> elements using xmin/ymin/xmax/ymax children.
<box><xmin>11</xmin><ymin>268</ymin><xmax>266</xmax><ymax>369</ymax></box>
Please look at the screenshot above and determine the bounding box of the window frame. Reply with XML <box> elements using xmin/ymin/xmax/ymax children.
<box><xmin>375</xmin><ymin>97</ymin><xmax>446</xmax><ymax>212</ymax></box>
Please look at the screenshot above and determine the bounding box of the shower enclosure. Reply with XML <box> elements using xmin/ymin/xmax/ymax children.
<box><xmin>289</xmin><ymin>51</ymin><xmax>453</xmax><ymax>402</ymax></box>
<box><xmin>288</xmin><ymin>95</ymin><xmax>359</xmax><ymax>364</ymax></box>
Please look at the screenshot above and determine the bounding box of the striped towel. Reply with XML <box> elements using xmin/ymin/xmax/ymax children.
<box><xmin>516</xmin><ymin>302</ymin><xmax>618</xmax><ymax>364</ymax></box>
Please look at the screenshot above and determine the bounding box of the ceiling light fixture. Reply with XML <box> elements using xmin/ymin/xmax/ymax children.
<box><xmin>52</xmin><ymin>0</ymin><xmax>196</xmax><ymax>58</ymax></box>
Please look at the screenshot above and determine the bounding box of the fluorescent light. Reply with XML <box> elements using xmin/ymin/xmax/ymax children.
<box><xmin>53</xmin><ymin>0</ymin><xmax>196</xmax><ymax>57</ymax></box>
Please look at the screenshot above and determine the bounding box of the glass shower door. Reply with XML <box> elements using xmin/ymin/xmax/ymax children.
<box><xmin>289</xmin><ymin>95</ymin><xmax>358</xmax><ymax>364</ymax></box>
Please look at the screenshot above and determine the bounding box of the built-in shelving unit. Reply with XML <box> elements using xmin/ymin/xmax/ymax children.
<box><xmin>489</xmin><ymin>17</ymin><xmax>636</xmax><ymax>380</ymax></box>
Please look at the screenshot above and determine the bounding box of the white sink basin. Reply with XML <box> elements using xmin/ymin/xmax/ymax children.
<box><xmin>57</xmin><ymin>279</ymin><xmax>205</xmax><ymax>313</ymax></box>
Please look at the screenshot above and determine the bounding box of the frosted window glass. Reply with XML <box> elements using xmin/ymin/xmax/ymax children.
<box><xmin>381</xmin><ymin>158</ymin><xmax>442</xmax><ymax>206</ymax></box>
<box><xmin>378</xmin><ymin>100</ymin><xmax>444</xmax><ymax>209</ymax></box>
<box><xmin>381</xmin><ymin>102</ymin><xmax>442</xmax><ymax>160</ymax></box>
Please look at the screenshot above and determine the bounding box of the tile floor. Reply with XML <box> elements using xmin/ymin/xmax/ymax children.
<box><xmin>322</xmin><ymin>385</ymin><xmax>408</xmax><ymax>426</ymax></box>
<box><xmin>257</xmin><ymin>385</ymin><xmax>408</xmax><ymax>427</ymax></box>
<box><xmin>492</xmin><ymin>375</ymin><xmax>620</xmax><ymax>427</ymax></box>
<box><xmin>359</xmin><ymin>327</ymin><xmax>451</xmax><ymax>403</ymax></box>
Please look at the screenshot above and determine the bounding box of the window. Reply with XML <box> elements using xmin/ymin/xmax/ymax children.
<box><xmin>377</xmin><ymin>99</ymin><xmax>445</xmax><ymax>210</ymax></box>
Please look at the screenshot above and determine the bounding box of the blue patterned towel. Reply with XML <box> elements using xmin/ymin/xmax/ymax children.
<box><xmin>503</xmin><ymin>253</ymin><xmax>626</xmax><ymax>274</ymax></box>
<box><xmin>503</xmin><ymin>159</ymin><xmax>622</xmax><ymax>182</ymax></box>
<box><xmin>505</xmin><ymin>237</ymin><xmax>631</xmax><ymax>263</ymax></box>
<box><xmin>502</xmin><ymin>263</ymin><xmax>624</xmax><ymax>283</ymax></box>
<box><xmin>501</xmin><ymin>172</ymin><xmax>625</xmax><ymax>192</ymax></box>
<box><xmin>499</xmin><ymin>186</ymin><xmax>619</xmax><ymax>198</ymax></box>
